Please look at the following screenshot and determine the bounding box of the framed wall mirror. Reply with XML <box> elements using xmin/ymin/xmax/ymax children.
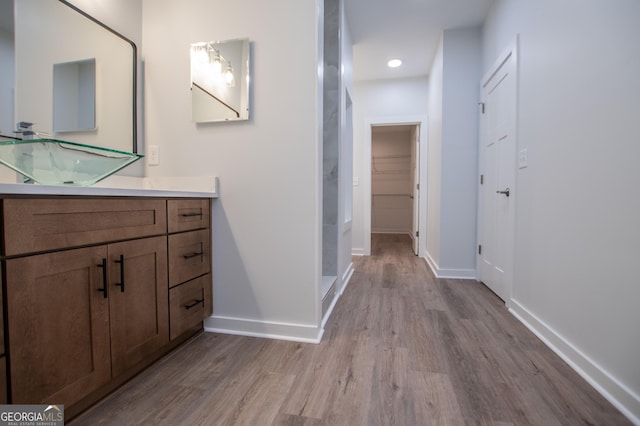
<box><xmin>191</xmin><ymin>38</ymin><xmax>250</xmax><ymax>123</ymax></box>
<box><xmin>0</xmin><ymin>0</ymin><xmax>137</xmax><ymax>153</ymax></box>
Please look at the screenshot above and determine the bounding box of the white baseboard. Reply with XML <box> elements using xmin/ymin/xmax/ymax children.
<box><xmin>204</xmin><ymin>265</ymin><xmax>357</xmax><ymax>346</ymax></box>
<box><xmin>204</xmin><ymin>315</ymin><xmax>323</xmax><ymax>344</ymax></box>
<box><xmin>321</xmin><ymin>289</ymin><xmax>340</xmax><ymax>329</ymax></box>
<box><xmin>352</xmin><ymin>248</ymin><xmax>365</xmax><ymax>256</ymax></box>
<box><xmin>340</xmin><ymin>262</ymin><xmax>354</xmax><ymax>295</ymax></box>
<box><xmin>510</xmin><ymin>300</ymin><xmax>640</xmax><ymax>425</ymax></box>
<box><xmin>424</xmin><ymin>251</ymin><xmax>476</xmax><ymax>279</ymax></box>
<box><xmin>321</xmin><ymin>262</ymin><xmax>355</xmax><ymax>328</ymax></box>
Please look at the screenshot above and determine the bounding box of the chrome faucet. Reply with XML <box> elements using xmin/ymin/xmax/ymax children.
<box><xmin>15</xmin><ymin>121</ymin><xmax>36</xmax><ymax>139</ymax></box>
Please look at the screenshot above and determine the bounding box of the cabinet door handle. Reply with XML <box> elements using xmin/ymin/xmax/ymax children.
<box><xmin>97</xmin><ymin>258</ymin><xmax>108</xmax><ymax>298</ymax></box>
<box><xmin>185</xmin><ymin>299</ymin><xmax>205</xmax><ymax>310</ymax></box>
<box><xmin>183</xmin><ymin>251</ymin><xmax>204</xmax><ymax>260</ymax></box>
<box><xmin>181</xmin><ymin>212</ymin><xmax>203</xmax><ymax>217</ymax></box>
<box><xmin>114</xmin><ymin>254</ymin><xmax>125</xmax><ymax>293</ymax></box>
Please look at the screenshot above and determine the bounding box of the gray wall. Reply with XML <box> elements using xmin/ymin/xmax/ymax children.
<box><xmin>426</xmin><ymin>27</ymin><xmax>482</xmax><ymax>278</ymax></box>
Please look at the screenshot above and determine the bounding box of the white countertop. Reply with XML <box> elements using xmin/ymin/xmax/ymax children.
<box><xmin>0</xmin><ymin>176</ymin><xmax>219</xmax><ymax>198</ymax></box>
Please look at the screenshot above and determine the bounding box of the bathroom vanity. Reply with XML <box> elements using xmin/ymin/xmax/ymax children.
<box><xmin>0</xmin><ymin>182</ymin><xmax>216</xmax><ymax>418</ymax></box>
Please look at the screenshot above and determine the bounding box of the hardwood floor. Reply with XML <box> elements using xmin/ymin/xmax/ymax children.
<box><xmin>71</xmin><ymin>234</ymin><xmax>630</xmax><ymax>425</ymax></box>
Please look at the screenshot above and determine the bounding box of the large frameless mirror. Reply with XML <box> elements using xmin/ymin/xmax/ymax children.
<box><xmin>191</xmin><ymin>38</ymin><xmax>250</xmax><ymax>123</ymax></box>
<box><xmin>0</xmin><ymin>0</ymin><xmax>137</xmax><ymax>153</ymax></box>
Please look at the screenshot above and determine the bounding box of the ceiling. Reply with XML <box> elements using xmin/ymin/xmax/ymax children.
<box><xmin>344</xmin><ymin>0</ymin><xmax>494</xmax><ymax>82</ymax></box>
<box><xmin>1</xmin><ymin>1</ymin><xmax>493</xmax><ymax>82</ymax></box>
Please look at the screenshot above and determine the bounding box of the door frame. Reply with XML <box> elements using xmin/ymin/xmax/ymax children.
<box><xmin>410</xmin><ymin>125</ymin><xmax>420</xmax><ymax>255</ymax></box>
<box><xmin>476</xmin><ymin>36</ymin><xmax>519</xmax><ymax>306</ymax></box>
<box><xmin>363</xmin><ymin>115</ymin><xmax>428</xmax><ymax>256</ymax></box>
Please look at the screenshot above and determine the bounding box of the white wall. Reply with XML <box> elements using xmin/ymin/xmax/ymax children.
<box><xmin>68</xmin><ymin>0</ymin><xmax>142</xmax><ymax>46</ymax></box>
<box><xmin>352</xmin><ymin>77</ymin><xmax>429</xmax><ymax>254</ymax></box>
<box><xmin>0</xmin><ymin>0</ymin><xmax>13</xmax><ymax>137</ymax></box>
<box><xmin>425</xmin><ymin>28</ymin><xmax>482</xmax><ymax>278</ymax></box>
<box><xmin>142</xmin><ymin>0</ymin><xmax>323</xmax><ymax>341</ymax></box>
<box><xmin>0</xmin><ymin>26</ymin><xmax>14</xmax><ymax>137</ymax></box>
<box><xmin>426</xmin><ymin>38</ymin><xmax>443</xmax><ymax>266</ymax></box>
<box><xmin>483</xmin><ymin>0</ymin><xmax>640</xmax><ymax>421</ymax></box>
<box><xmin>338</xmin><ymin>2</ymin><xmax>354</xmax><ymax>295</ymax></box>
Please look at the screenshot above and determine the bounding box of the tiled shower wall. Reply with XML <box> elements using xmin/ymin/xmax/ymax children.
<box><xmin>322</xmin><ymin>0</ymin><xmax>340</xmax><ymax>277</ymax></box>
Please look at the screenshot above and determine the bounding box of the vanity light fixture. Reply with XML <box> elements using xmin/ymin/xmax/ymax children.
<box><xmin>387</xmin><ymin>58</ymin><xmax>402</xmax><ymax>68</ymax></box>
<box><xmin>191</xmin><ymin>42</ymin><xmax>233</xmax><ymax>83</ymax></box>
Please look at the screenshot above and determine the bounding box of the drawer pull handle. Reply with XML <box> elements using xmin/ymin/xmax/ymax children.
<box><xmin>185</xmin><ymin>299</ymin><xmax>205</xmax><ymax>310</ymax></box>
<box><xmin>97</xmin><ymin>258</ymin><xmax>108</xmax><ymax>298</ymax></box>
<box><xmin>183</xmin><ymin>251</ymin><xmax>204</xmax><ymax>259</ymax></box>
<box><xmin>181</xmin><ymin>212</ymin><xmax>203</xmax><ymax>217</ymax></box>
<box><xmin>114</xmin><ymin>254</ymin><xmax>125</xmax><ymax>292</ymax></box>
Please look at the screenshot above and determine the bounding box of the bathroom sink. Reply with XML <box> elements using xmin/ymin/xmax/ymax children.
<box><xmin>0</xmin><ymin>138</ymin><xmax>143</xmax><ymax>186</ymax></box>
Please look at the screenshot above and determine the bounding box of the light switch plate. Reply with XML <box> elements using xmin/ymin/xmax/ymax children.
<box><xmin>518</xmin><ymin>148</ymin><xmax>528</xmax><ymax>169</ymax></box>
<box><xmin>353</xmin><ymin>177</ymin><xmax>360</xmax><ymax>186</ymax></box>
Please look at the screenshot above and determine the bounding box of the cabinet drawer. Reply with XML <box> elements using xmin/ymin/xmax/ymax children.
<box><xmin>169</xmin><ymin>274</ymin><xmax>212</xmax><ymax>340</ymax></box>
<box><xmin>168</xmin><ymin>229</ymin><xmax>210</xmax><ymax>287</ymax></box>
<box><xmin>1</xmin><ymin>198</ymin><xmax>167</xmax><ymax>256</ymax></box>
<box><xmin>168</xmin><ymin>199</ymin><xmax>210</xmax><ymax>233</ymax></box>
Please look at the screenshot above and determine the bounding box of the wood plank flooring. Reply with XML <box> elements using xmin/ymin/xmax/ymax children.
<box><xmin>71</xmin><ymin>234</ymin><xmax>630</xmax><ymax>425</ymax></box>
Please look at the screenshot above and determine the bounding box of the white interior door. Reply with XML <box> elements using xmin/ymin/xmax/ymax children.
<box><xmin>410</xmin><ymin>125</ymin><xmax>420</xmax><ymax>255</ymax></box>
<box><xmin>479</xmin><ymin>47</ymin><xmax>517</xmax><ymax>302</ymax></box>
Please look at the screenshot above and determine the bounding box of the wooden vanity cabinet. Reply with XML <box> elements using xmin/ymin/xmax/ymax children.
<box><xmin>0</xmin><ymin>196</ymin><xmax>212</xmax><ymax>416</ymax></box>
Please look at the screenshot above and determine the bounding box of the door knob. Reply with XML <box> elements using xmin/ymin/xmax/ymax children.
<box><xmin>496</xmin><ymin>187</ymin><xmax>510</xmax><ymax>197</ymax></box>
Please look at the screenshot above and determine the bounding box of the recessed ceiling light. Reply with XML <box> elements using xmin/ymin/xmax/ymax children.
<box><xmin>387</xmin><ymin>59</ymin><xmax>402</xmax><ymax>68</ymax></box>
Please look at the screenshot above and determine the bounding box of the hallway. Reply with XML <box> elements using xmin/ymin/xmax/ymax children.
<box><xmin>72</xmin><ymin>234</ymin><xmax>629</xmax><ymax>425</ymax></box>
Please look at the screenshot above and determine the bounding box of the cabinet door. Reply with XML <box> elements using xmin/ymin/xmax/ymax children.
<box><xmin>108</xmin><ymin>236</ymin><xmax>169</xmax><ymax>377</ymax></box>
<box><xmin>5</xmin><ymin>247</ymin><xmax>111</xmax><ymax>405</ymax></box>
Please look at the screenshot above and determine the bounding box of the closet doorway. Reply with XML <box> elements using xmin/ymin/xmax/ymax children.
<box><xmin>363</xmin><ymin>116</ymin><xmax>427</xmax><ymax>257</ymax></box>
<box><xmin>371</xmin><ymin>124</ymin><xmax>420</xmax><ymax>255</ymax></box>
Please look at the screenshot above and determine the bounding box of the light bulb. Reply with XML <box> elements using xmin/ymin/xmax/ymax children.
<box><xmin>193</xmin><ymin>44</ymin><xmax>208</xmax><ymax>64</ymax></box>
<box><xmin>224</xmin><ymin>64</ymin><xmax>234</xmax><ymax>86</ymax></box>
<box><xmin>212</xmin><ymin>53</ymin><xmax>222</xmax><ymax>73</ymax></box>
